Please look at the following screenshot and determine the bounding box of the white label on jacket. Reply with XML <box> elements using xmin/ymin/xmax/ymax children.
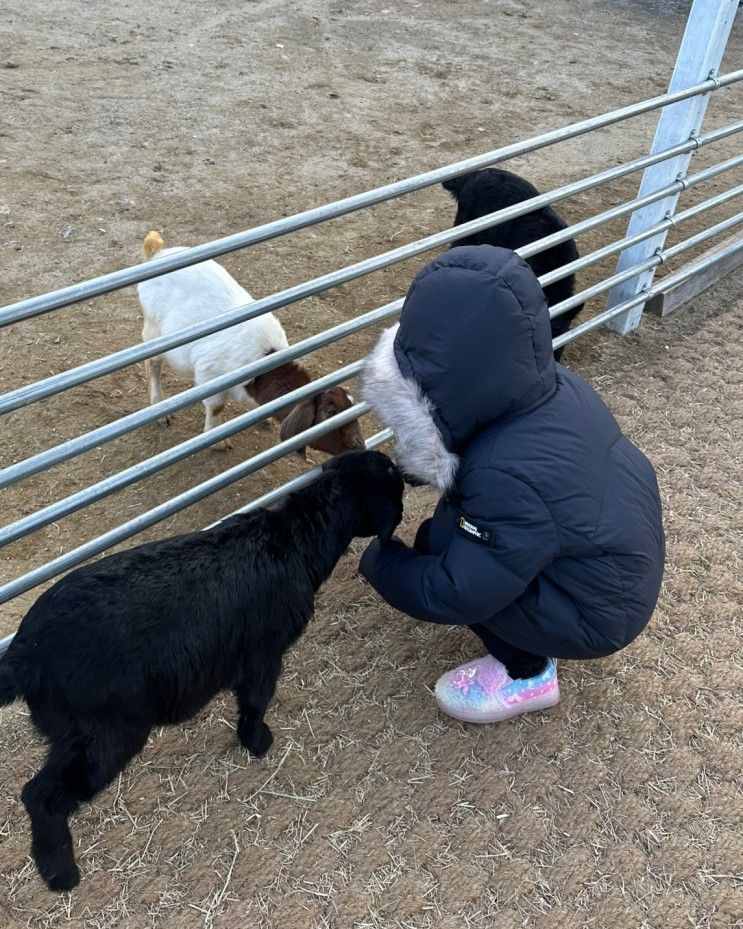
<box><xmin>458</xmin><ymin>515</ymin><xmax>492</xmax><ymax>544</ymax></box>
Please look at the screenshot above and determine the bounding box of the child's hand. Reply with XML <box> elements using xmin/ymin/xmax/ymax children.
<box><xmin>359</xmin><ymin>536</ymin><xmax>406</xmax><ymax>582</ymax></box>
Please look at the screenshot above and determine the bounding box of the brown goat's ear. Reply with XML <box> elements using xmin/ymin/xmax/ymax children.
<box><xmin>280</xmin><ymin>399</ymin><xmax>316</xmax><ymax>458</ymax></box>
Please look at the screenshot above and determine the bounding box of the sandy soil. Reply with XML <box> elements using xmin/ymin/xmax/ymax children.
<box><xmin>1</xmin><ymin>0</ymin><xmax>742</xmax><ymax>926</ymax></box>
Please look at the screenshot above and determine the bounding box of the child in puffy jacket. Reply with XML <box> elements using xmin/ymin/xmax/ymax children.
<box><xmin>360</xmin><ymin>245</ymin><xmax>665</xmax><ymax>723</ymax></box>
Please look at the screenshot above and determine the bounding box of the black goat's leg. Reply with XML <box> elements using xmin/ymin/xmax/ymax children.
<box><xmin>235</xmin><ymin>657</ymin><xmax>282</xmax><ymax>757</ymax></box>
<box><xmin>77</xmin><ymin>721</ymin><xmax>150</xmax><ymax>801</ymax></box>
<box><xmin>21</xmin><ymin>742</ymin><xmax>83</xmax><ymax>892</ymax></box>
<box><xmin>21</xmin><ymin>721</ymin><xmax>149</xmax><ymax>891</ymax></box>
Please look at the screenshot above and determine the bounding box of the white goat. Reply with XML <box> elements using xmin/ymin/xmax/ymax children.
<box><xmin>137</xmin><ymin>231</ymin><xmax>289</xmax><ymax>448</ymax></box>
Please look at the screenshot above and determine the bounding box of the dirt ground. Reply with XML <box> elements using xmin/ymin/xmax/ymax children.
<box><xmin>1</xmin><ymin>0</ymin><xmax>742</xmax><ymax>926</ymax></box>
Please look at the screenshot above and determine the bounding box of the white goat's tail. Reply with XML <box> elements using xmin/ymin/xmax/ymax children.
<box><xmin>142</xmin><ymin>230</ymin><xmax>165</xmax><ymax>260</ymax></box>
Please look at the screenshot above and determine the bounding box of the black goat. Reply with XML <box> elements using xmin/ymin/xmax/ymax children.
<box><xmin>443</xmin><ymin>168</ymin><xmax>583</xmax><ymax>359</ymax></box>
<box><xmin>0</xmin><ymin>450</ymin><xmax>404</xmax><ymax>892</ymax></box>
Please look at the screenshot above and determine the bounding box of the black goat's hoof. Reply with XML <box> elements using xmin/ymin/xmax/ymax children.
<box><xmin>238</xmin><ymin>719</ymin><xmax>274</xmax><ymax>757</ymax></box>
<box><xmin>35</xmin><ymin>846</ymin><xmax>80</xmax><ymax>892</ymax></box>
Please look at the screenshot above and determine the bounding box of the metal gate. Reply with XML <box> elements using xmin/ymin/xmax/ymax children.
<box><xmin>1</xmin><ymin>0</ymin><xmax>740</xmax><ymax>655</ymax></box>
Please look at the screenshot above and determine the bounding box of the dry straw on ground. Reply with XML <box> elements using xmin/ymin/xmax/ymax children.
<box><xmin>2</xmin><ymin>274</ymin><xmax>741</xmax><ymax>929</ymax></box>
<box><xmin>1</xmin><ymin>1</ymin><xmax>742</xmax><ymax>926</ymax></box>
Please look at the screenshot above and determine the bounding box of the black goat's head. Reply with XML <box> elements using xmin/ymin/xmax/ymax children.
<box><xmin>323</xmin><ymin>451</ymin><xmax>404</xmax><ymax>544</ymax></box>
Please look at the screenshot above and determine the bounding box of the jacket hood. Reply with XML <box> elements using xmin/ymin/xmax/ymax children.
<box><xmin>362</xmin><ymin>246</ymin><xmax>556</xmax><ymax>491</ymax></box>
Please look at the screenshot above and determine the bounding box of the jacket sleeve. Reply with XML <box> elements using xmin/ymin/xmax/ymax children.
<box><xmin>359</xmin><ymin>468</ymin><xmax>559</xmax><ymax>625</ymax></box>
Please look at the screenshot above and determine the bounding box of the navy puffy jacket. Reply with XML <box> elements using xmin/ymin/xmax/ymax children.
<box><xmin>360</xmin><ymin>246</ymin><xmax>665</xmax><ymax>658</ymax></box>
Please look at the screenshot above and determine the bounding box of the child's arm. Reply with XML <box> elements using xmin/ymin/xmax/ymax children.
<box><xmin>360</xmin><ymin>468</ymin><xmax>559</xmax><ymax>625</ymax></box>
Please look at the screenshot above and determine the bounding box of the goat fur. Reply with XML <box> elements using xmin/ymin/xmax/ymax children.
<box><xmin>137</xmin><ymin>232</ymin><xmax>363</xmax><ymax>454</ymax></box>
<box><xmin>443</xmin><ymin>168</ymin><xmax>583</xmax><ymax>358</ymax></box>
<box><xmin>0</xmin><ymin>451</ymin><xmax>404</xmax><ymax>892</ymax></box>
<box><xmin>246</xmin><ymin>357</ymin><xmax>364</xmax><ymax>457</ymax></box>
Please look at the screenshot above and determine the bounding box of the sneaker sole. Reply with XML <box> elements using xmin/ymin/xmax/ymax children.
<box><xmin>435</xmin><ymin>688</ymin><xmax>560</xmax><ymax>724</ymax></box>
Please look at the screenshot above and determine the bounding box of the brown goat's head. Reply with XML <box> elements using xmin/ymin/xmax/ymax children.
<box><xmin>279</xmin><ymin>387</ymin><xmax>365</xmax><ymax>458</ymax></box>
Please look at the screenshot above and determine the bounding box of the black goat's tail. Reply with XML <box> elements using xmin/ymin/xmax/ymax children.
<box><xmin>0</xmin><ymin>657</ymin><xmax>18</xmax><ymax>706</ymax></box>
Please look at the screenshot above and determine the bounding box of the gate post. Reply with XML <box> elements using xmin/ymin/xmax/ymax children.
<box><xmin>604</xmin><ymin>0</ymin><xmax>738</xmax><ymax>335</ymax></box>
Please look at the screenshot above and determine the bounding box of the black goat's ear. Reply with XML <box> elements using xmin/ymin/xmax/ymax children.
<box><xmin>441</xmin><ymin>175</ymin><xmax>466</xmax><ymax>196</ymax></box>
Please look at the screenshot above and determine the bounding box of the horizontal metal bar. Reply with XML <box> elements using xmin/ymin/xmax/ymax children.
<box><xmin>0</xmin><ymin>362</ymin><xmax>366</xmax><ymax>549</ymax></box>
<box><xmin>10</xmin><ymin>199</ymin><xmax>739</xmax><ymax>559</ymax></box>
<box><xmin>6</xmin><ymin>213</ymin><xmax>740</xmax><ymax>595</ymax></box>
<box><xmin>1</xmin><ymin>139</ymin><xmax>738</xmax><ymax>501</ymax></box>
<box><xmin>0</xmin><ymin>300</ymin><xmax>402</xmax><ymax>491</ymax></box>
<box><xmin>0</xmin><ymin>428</ymin><xmax>393</xmax><ymax>657</ymax></box>
<box><xmin>550</xmin><ymin>256</ymin><xmax>660</xmax><ymax>318</ymax></box>
<box><xmin>650</xmin><ymin>231</ymin><xmax>743</xmax><ymax>292</ymax></box>
<box><xmin>539</xmin><ymin>181</ymin><xmax>743</xmax><ymax>288</ymax></box>
<box><xmin>553</xmin><ymin>234</ymin><xmax>743</xmax><ymax>351</ymax></box>
<box><xmin>517</xmin><ymin>151</ymin><xmax>743</xmax><ymax>261</ymax></box>
<box><xmin>2</xmin><ymin>234</ymin><xmax>741</xmax><ymax>651</ymax></box>
<box><xmin>1</xmin><ymin>70</ymin><xmax>740</xmax><ymax>331</ymax></box>
<box><xmin>549</xmin><ymin>209</ymin><xmax>743</xmax><ymax>320</ymax></box>
<box><xmin>0</xmin><ymin>401</ymin><xmax>372</xmax><ymax>610</ymax></box>
<box><xmin>204</xmin><ymin>428</ymin><xmax>394</xmax><ymax>530</ymax></box>
<box><xmin>645</xmin><ymin>231</ymin><xmax>743</xmax><ymax>317</ymax></box>
<box><xmin>662</xmin><ymin>210</ymin><xmax>743</xmax><ymax>259</ymax></box>
<box><xmin>669</xmin><ymin>184</ymin><xmax>743</xmax><ymax>227</ymax></box>
<box><xmin>8</xmin><ymin>201</ymin><xmax>739</xmax><ymax>552</ymax></box>
<box><xmin>21</xmin><ymin>184</ymin><xmax>741</xmax><ymax>549</ymax></box>
<box><xmin>2</xmin><ymin>122</ymin><xmax>736</xmax><ymax>420</ymax></box>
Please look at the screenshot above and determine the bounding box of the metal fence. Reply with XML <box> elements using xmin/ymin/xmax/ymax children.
<box><xmin>1</xmin><ymin>1</ymin><xmax>741</xmax><ymax>656</ymax></box>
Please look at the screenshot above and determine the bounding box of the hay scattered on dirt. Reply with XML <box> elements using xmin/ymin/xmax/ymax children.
<box><xmin>1</xmin><ymin>1</ymin><xmax>742</xmax><ymax>926</ymax></box>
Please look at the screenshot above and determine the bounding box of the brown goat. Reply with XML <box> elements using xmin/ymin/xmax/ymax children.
<box><xmin>246</xmin><ymin>359</ymin><xmax>365</xmax><ymax>457</ymax></box>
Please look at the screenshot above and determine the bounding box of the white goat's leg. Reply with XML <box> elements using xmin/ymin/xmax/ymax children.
<box><xmin>204</xmin><ymin>396</ymin><xmax>233</xmax><ymax>450</ymax></box>
<box><xmin>145</xmin><ymin>357</ymin><xmax>163</xmax><ymax>401</ymax></box>
<box><xmin>142</xmin><ymin>318</ymin><xmax>170</xmax><ymax>425</ymax></box>
<box><xmin>144</xmin><ymin>357</ymin><xmax>171</xmax><ymax>426</ymax></box>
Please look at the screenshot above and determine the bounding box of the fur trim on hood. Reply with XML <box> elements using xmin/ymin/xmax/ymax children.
<box><xmin>362</xmin><ymin>325</ymin><xmax>459</xmax><ymax>493</ymax></box>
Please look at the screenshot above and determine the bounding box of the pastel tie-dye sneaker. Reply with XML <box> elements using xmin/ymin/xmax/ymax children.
<box><xmin>434</xmin><ymin>655</ymin><xmax>560</xmax><ymax>723</ymax></box>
